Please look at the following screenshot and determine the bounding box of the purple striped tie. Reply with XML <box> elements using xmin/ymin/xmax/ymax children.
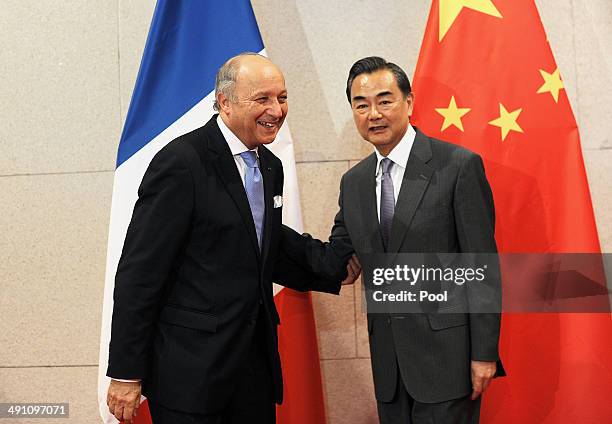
<box><xmin>380</xmin><ymin>158</ymin><xmax>395</xmax><ymax>250</ymax></box>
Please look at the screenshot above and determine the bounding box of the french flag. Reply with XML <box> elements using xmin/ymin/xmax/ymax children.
<box><xmin>97</xmin><ymin>1</ymin><xmax>326</xmax><ymax>423</ymax></box>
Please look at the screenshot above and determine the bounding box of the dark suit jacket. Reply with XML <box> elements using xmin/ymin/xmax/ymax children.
<box><xmin>311</xmin><ymin>127</ymin><xmax>503</xmax><ymax>403</ymax></box>
<box><xmin>107</xmin><ymin>115</ymin><xmax>343</xmax><ymax>414</ymax></box>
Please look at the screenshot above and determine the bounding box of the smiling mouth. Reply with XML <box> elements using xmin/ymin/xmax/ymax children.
<box><xmin>369</xmin><ymin>126</ymin><xmax>387</xmax><ymax>132</ymax></box>
<box><xmin>258</xmin><ymin>120</ymin><xmax>278</xmax><ymax>129</ymax></box>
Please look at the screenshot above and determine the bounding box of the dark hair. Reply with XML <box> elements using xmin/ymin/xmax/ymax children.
<box><xmin>346</xmin><ymin>56</ymin><xmax>412</xmax><ymax>103</ymax></box>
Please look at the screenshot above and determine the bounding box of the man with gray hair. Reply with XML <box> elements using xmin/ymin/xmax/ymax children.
<box><xmin>105</xmin><ymin>53</ymin><xmax>359</xmax><ymax>424</ymax></box>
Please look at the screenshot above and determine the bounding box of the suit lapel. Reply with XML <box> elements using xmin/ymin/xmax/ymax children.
<box><xmin>357</xmin><ymin>154</ymin><xmax>385</xmax><ymax>253</ymax></box>
<box><xmin>205</xmin><ymin>117</ymin><xmax>261</xmax><ymax>260</ymax></box>
<box><xmin>387</xmin><ymin>129</ymin><xmax>434</xmax><ymax>253</ymax></box>
<box><xmin>259</xmin><ymin>146</ymin><xmax>275</xmax><ymax>267</ymax></box>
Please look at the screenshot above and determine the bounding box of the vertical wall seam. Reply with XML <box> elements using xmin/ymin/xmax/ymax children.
<box><xmin>116</xmin><ymin>0</ymin><xmax>122</xmax><ymax>145</ymax></box>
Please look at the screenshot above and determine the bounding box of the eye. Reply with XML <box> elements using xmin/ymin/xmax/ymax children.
<box><xmin>380</xmin><ymin>100</ymin><xmax>392</xmax><ymax>105</ymax></box>
<box><xmin>355</xmin><ymin>104</ymin><xmax>368</xmax><ymax>109</ymax></box>
<box><xmin>256</xmin><ymin>97</ymin><xmax>268</xmax><ymax>104</ymax></box>
<box><xmin>278</xmin><ymin>95</ymin><xmax>288</xmax><ymax>103</ymax></box>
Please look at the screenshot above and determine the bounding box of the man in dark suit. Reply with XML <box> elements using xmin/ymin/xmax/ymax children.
<box><xmin>105</xmin><ymin>53</ymin><xmax>357</xmax><ymax>424</ymax></box>
<box><xmin>318</xmin><ymin>57</ymin><xmax>503</xmax><ymax>423</ymax></box>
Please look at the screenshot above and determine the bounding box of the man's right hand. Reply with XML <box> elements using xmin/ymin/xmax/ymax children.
<box><xmin>107</xmin><ymin>379</ymin><xmax>142</xmax><ymax>424</ymax></box>
<box><xmin>341</xmin><ymin>254</ymin><xmax>362</xmax><ymax>285</ymax></box>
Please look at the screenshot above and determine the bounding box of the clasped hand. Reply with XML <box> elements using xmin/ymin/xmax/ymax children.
<box><xmin>341</xmin><ymin>254</ymin><xmax>362</xmax><ymax>285</ymax></box>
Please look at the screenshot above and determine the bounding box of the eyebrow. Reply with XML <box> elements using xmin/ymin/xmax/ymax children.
<box><xmin>376</xmin><ymin>91</ymin><xmax>393</xmax><ymax>98</ymax></box>
<box><xmin>250</xmin><ymin>90</ymin><xmax>288</xmax><ymax>98</ymax></box>
<box><xmin>251</xmin><ymin>89</ymin><xmax>287</xmax><ymax>96</ymax></box>
<box><xmin>352</xmin><ymin>91</ymin><xmax>393</xmax><ymax>102</ymax></box>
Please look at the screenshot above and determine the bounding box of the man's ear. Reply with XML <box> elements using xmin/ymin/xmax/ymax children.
<box><xmin>217</xmin><ymin>92</ymin><xmax>231</xmax><ymax>114</ymax></box>
<box><xmin>406</xmin><ymin>92</ymin><xmax>415</xmax><ymax>117</ymax></box>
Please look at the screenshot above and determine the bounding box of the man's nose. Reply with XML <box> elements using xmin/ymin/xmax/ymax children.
<box><xmin>368</xmin><ymin>105</ymin><xmax>382</xmax><ymax>120</ymax></box>
<box><xmin>267</xmin><ymin>100</ymin><xmax>283</xmax><ymax>118</ymax></box>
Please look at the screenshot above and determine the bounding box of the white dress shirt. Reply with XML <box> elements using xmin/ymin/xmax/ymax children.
<box><xmin>374</xmin><ymin>125</ymin><xmax>416</xmax><ymax>222</ymax></box>
<box><xmin>217</xmin><ymin>115</ymin><xmax>259</xmax><ymax>185</ymax></box>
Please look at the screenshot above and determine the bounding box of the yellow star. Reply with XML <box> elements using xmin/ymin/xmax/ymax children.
<box><xmin>435</xmin><ymin>96</ymin><xmax>471</xmax><ymax>131</ymax></box>
<box><xmin>537</xmin><ymin>68</ymin><xmax>564</xmax><ymax>102</ymax></box>
<box><xmin>439</xmin><ymin>0</ymin><xmax>503</xmax><ymax>41</ymax></box>
<box><xmin>488</xmin><ymin>103</ymin><xmax>524</xmax><ymax>141</ymax></box>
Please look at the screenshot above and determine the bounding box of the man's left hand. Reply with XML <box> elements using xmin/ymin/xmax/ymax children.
<box><xmin>470</xmin><ymin>360</ymin><xmax>496</xmax><ymax>400</ymax></box>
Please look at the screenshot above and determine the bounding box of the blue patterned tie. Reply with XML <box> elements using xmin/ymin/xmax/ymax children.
<box><xmin>240</xmin><ymin>151</ymin><xmax>265</xmax><ymax>250</ymax></box>
<box><xmin>380</xmin><ymin>158</ymin><xmax>395</xmax><ymax>251</ymax></box>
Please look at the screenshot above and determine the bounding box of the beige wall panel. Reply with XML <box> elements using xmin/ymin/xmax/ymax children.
<box><xmin>320</xmin><ymin>358</ymin><xmax>378</xmax><ymax>424</ymax></box>
<box><xmin>296</xmin><ymin>161</ymin><xmax>348</xmax><ymax>239</ymax></box>
<box><xmin>576</xmin><ymin>0</ymin><xmax>612</xmax><ymax>74</ymax></box>
<box><xmin>297</xmin><ymin>161</ymin><xmax>356</xmax><ymax>358</ymax></box>
<box><xmin>0</xmin><ymin>366</ymin><xmax>97</xmax><ymax>423</ymax></box>
<box><xmin>572</xmin><ymin>0</ymin><xmax>612</xmax><ymax>150</ymax></box>
<box><xmin>354</xmin><ymin>277</ymin><xmax>371</xmax><ymax>358</ymax></box>
<box><xmin>0</xmin><ymin>172</ymin><xmax>113</xmax><ymax>366</ymax></box>
<box><xmin>290</xmin><ymin>0</ymin><xmax>428</xmax><ymax>139</ymax></box>
<box><xmin>584</xmin><ymin>150</ymin><xmax>612</xmax><ymax>252</ymax></box>
<box><xmin>118</xmin><ymin>0</ymin><xmax>157</xmax><ymax>125</ymax></box>
<box><xmin>0</xmin><ymin>1</ymin><xmax>119</xmax><ymax>175</ymax></box>
<box><xmin>253</xmin><ymin>0</ymin><xmax>427</xmax><ymax>163</ymax></box>
<box><xmin>312</xmin><ymin>286</ymin><xmax>356</xmax><ymax>360</ymax></box>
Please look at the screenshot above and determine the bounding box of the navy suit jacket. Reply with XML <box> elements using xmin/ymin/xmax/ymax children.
<box><xmin>107</xmin><ymin>115</ymin><xmax>345</xmax><ymax>413</ymax></box>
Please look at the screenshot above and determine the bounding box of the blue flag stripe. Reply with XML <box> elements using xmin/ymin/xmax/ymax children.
<box><xmin>117</xmin><ymin>0</ymin><xmax>264</xmax><ymax>167</ymax></box>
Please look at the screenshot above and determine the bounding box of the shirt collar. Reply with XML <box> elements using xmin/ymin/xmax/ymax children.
<box><xmin>217</xmin><ymin>115</ymin><xmax>258</xmax><ymax>157</ymax></box>
<box><xmin>374</xmin><ymin>124</ymin><xmax>416</xmax><ymax>175</ymax></box>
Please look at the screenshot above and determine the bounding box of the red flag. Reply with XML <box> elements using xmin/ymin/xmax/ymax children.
<box><xmin>275</xmin><ymin>291</ymin><xmax>327</xmax><ymax>423</ymax></box>
<box><xmin>412</xmin><ymin>0</ymin><xmax>612</xmax><ymax>422</ymax></box>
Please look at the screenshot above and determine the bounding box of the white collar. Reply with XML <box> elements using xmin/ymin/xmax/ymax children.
<box><xmin>374</xmin><ymin>124</ymin><xmax>416</xmax><ymax>175</ymax></box>
<box><xmin>217</xmin><ymin>115</ymin><xmax>258</xmax><ymax>157</ymax></box>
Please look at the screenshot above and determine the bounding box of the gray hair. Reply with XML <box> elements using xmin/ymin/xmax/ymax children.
<box><xmin>213</xmin><ymin>52</ymin><xmax>265</xmax><ymax>111</ymax></box>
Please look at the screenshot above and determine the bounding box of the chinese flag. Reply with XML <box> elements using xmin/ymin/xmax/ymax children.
<box><xmin>412</xmin><ymin>0</ymin><xmax>612</xmax><ymax>422</ymax></box>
